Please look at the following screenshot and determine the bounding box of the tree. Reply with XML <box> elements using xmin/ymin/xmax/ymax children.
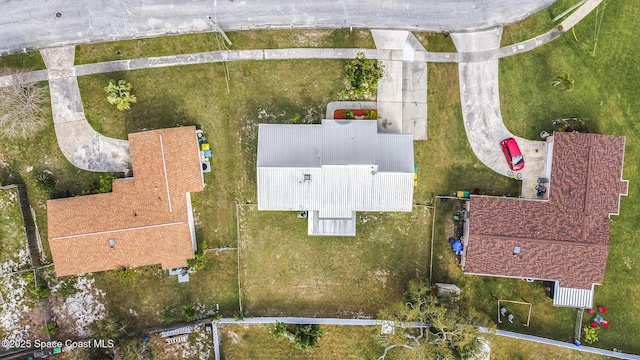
<box><xmin>0</xmin><ymin>68</ymin><xmax>49</xmax><ymax>139</ymax></box>
<box><xmin>294</xmin><ymin>324</ymin><xmax>323</xmax><ymax>349</ymax></box>
<box><xmin>341</xmin><ymin>52</ymin><xmax>385</xmax><ymax>100</ymax></box>
<box><xmin>104</xmin><ymin>79</ymin><xmax>137</xmax><ymax>111</ymax></box>
<box><xmin>551</xmin><ymin>72</ymin><xmax>575</xmax><ymax>92</ymax></box>
<box><xmin>377</xmin><ymin>280</ymin><xmax>488</xmax><ymax>360</ymax></box>
<box><xmin>89</xmin><ymin>318</ymin><xmax>148</xmax><ymax>360</ymax></box>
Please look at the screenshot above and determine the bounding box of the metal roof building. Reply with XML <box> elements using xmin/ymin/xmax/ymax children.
<box><xmin>257</xmin><ymin>120</ymin><xmax>415</xmax><ymax>236</ymax></box>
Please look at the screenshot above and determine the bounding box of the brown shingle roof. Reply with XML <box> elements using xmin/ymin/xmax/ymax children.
<box><xmin>464</xmin><ymin>132</ymin><xmax>628</xmax><ymax>289</ymax></box>
<box><xmin>48</xmin><ymin>126</ymin><xmax>204</xmax><ymax>276</ymax></box>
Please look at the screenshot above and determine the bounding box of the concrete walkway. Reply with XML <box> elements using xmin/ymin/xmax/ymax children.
<box><xmin>372</xmin><ymin>30</ymin><xmax>428</xmax><ymax>140</ymax></box>
<box><xmin>40</xmin><ymin>46</ymin><xmax>131</xmax><ymax>172</ymax></box>
<box><xmin>452</xmin><ymin>28</ymin><xmax>547</xmax><ymax>198</ymax></box>
<box><xmin>0</xmin><ymin>0</ymin><xmax>558</xmax><ymax>55</ymax></box>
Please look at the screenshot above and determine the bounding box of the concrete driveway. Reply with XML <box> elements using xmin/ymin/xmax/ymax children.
<box><xmin>41</xmin><ymin>46</ymin><xmax>131</xmax><ymax>173</ymax></box>
<box><xmin>452</xmin><ymin>28</ymin><xmax>547</xmax><ymax>198</ymax></box>
<box><xmin>0</xmin><ymin>0</ymin><xmax>557</xmax><ymax>54</ymax></box>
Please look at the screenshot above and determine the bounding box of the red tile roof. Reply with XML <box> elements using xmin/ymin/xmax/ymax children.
<box><xmin>464</xmin><ymin>132</ymin><xmax>628</xmax><ymax>289</ymax></box>
<box><xmin>48</xmin><ymin>127</ymin><xmax>204</xmax><ymax>276</ymax></box>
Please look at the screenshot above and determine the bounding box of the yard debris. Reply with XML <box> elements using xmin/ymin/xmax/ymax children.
<box><xmin>51</xmin><ymin>276</ymin><xmax>107</xmax><ymax>337</ymax></box>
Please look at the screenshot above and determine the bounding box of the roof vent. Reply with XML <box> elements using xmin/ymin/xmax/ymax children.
<box><xmin>513</xmin><ymin>246</ymin><xmax>521</xmax><ymax>255</ymax></box>
<box><xmin>304</xmin><ymin>174</ymin><xmax>311</xmax><ymax>182</ymax></box>
<box><xmin>109</xmin><ymin>238</ymin><xmax>116</xmax><ymax>251</ymax></box>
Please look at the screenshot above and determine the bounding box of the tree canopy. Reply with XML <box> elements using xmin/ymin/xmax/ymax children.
<box><xmin>378</xmin><ymin>280</ymin><xmax>489</xmax><ymax>360</ymax></box>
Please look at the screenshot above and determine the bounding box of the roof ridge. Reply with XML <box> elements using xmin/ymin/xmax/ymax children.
<box><xmin>581</xmin><ymin>134</ymin><xmax>594</xmax><ymax>241</ymax></box>
<box><xmin>470</xmin><ymin>234</ymin><xmax>608</xmax><ymax>249</ymax></box>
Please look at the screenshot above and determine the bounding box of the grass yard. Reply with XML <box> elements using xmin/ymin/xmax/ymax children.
<box><xmin>496</xmin><ymin>0</ymin><xmax>640</xmax><ymax>353</ymax></box>
<box><xmin>90</xmin><ymin>250</ymin><xmax>238</xmax><ymax>328</ymax></box>
<box><xmin>490</xmin><ymin>336</ymin><xmax>614</xmax><ymax>360</ymax></box>
<box><xmin>430</xmin><ymin>200</ymin><xmax>576</xmax><ymax>342</ymax></box>
<box><xmin>0</xmin><ymin>186</ymin><xmax>30</xmax><ymax>271</ymax></box>
<box><xmin>219</xmin><ymin>324</ymin><xmax>385</xmax><ymax>360</ymax></box>
<box><xmin>238</xmin><ymin>205</ymin><xmax>431</xmax><ymax>317</ymax></box>
<box><xmin>75</xmin><ymin>28</ymin><xmax>375</xmax><ymax>64</ymax></box>
<box><xmin>0</xmin><ymin>51</ymin><xmax>46</xmax><ymax>70</ymax></box>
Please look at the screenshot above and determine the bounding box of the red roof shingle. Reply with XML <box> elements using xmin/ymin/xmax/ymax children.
<box><xmin>48</xmin><ymin>126</ymin><xmax>204</xmax><ymax>276</ymax></box>
<box><xmin>464</xmin><ymin>132</ymin><xmax>627</xmax><ymax>289</ymax></box>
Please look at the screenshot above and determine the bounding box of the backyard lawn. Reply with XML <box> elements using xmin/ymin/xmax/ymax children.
<box><xmin>238</xmin><ymin>205</ymin><xmax>431</xmax><ymax>317</ymax></box>
<box><xmin>219</xmin><ymin>324</ymin><xmax>385</xmax><ymax>360</ymax></box>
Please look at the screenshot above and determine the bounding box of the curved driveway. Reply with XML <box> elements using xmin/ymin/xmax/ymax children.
<box><xmin>452</xmin><ymin>28</ymin><xmax>547</xmax><ymax>198</ymax></box>
<box><xmin>0</xmin><ymin>0</ymin><xmax>557</xmax><ymax>54</ymax></box>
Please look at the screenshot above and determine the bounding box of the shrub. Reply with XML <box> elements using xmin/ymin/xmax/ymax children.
<box><xmin>181</xmin><ymin>304</ymin><xmax>197</xmax><ymax>321</ymax></box>
<box><xmin>159</xmin><ymin>308</ymin><xmax>175</xmax><ymax>325</ymax></box>
<box><xmin>273</xmin><ymin>321</ymin><xmax>289</xmax><ymax>339</ymax></box>
<box><xmin>551</xmin><ymin>72</ymin><xmax>575</xmax><ymax>92</ymax></box>
<box><xmin>340</xmin><ymin>52</ymin><xmax>385</xmax><ymax>100</ymax></box>
<box><xmin>583</xmin><ymin>326</ymin><xmax>599</xmax><ymax>344</ymax></box>
<box><xmin>105</xmin><ymin>79</ymin><xmax>137</xmax><ymax>111</ymax></box>
<box><xmin>294</xmin><ymin>324</ymin><xmax>323</xmax><ymax>349</ymax></box>
<box><xmin>188</xmin><ymin>241</ymin><xmax>208</xmax><ymax>272</ymax></box>
<box><xmin>33</xmin><ymin>172</ymin><xmax>56</xmax><ymax>193</ymax></box>
<box><xmin>42</xmin><ymin>321</ymin><xmax>58</xmax><ymax>336</ymax></box>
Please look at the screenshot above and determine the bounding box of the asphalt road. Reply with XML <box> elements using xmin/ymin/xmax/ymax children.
<box><xmin>0</xmin><ymin>0</ymin><xmax>557</xmax><ymax>54</ymax></box>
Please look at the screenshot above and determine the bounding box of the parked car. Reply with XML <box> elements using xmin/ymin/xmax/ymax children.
<box><xmin>500</xmin><ymin>138</ymin><xmax>524</xmax><ymax>171</ymax></box>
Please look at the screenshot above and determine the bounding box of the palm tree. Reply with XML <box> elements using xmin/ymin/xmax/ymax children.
<box><xmin>104</xmin><ymin>79</ymin><xmax>137</xmax><ymax>110</ymax></box>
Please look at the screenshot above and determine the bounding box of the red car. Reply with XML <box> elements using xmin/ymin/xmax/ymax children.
<box><xmin>500</xmin><ymin>138</ymin><xmax>524</xmax><ymax>171</ymax></box>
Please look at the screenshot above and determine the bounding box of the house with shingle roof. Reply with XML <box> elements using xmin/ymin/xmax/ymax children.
<box><xmin>257</xmin><ymin>119</ymin><xmax>414</xmax><ymax>236</ymax></box>
<box><xmin>461</xmin><ymin>132</ymin><xmax>628</xmax><ymax>308</ymax></box>
<box><xmin>47</xmin><ymin>126</ymin><xmax>204</xmax><ymax>276</ymax></box>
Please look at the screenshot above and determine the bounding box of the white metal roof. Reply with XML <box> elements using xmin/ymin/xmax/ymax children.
<box><xmin>257</xmin><ymin>120</ymin><xmax>414</xmax><ymax>218</ymax></box>
<box><xmin>553</xmin><ymin>282</ymin><xmax>594</xmax><ymax>309</ymax></box>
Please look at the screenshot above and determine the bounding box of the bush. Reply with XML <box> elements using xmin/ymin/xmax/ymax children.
<box><xmin>188</xmin><ymin>241</ymin><xmax>208</xmax><ymax>272</ymax></box>
<box><xmin>294</xmin><ymin>324</ymin><xmax>323</xmax><ymax>349</ymax></box>
<box><xmin>42</xmin><ymin>321</ymin><xmax>58</xmax><ymax>336</ymax></box>
<box><xmin>583</xmin><ymin>326</ymin><xmax>599</xmax><ymax>344</ymax></box>
<box><xmin>105</xmin><ymin>79</ymin><xmax>137</xmax><ymax>111</ymax></box>
<box><xmin>24</xmin><ymin>272</ymin><xmax>50</xmax><ymax>300</ymax></box>
<box><xmin>159</xmin><ymin>308</ymin><xmax>175</xmax><ymax>325</ymax></box>
<box><xmin>340</xmin><ymin>52</ymin><xmax>385</xmax><ymax>100</ymax></box>
<box><xmin>33</xmin><ymin>172</ymin><xmax>56</xmax><ymax>193</ymax></box>
<box><xmin>273</xmin><ymin>321</ymin><xmax>289</xmax><ymax>338</ymax></box>
<box><xmin>181</xmin><ymin>304</ymin><xmax>197</xmax><ymax>321</ymax></box>
<box><xmin>0</xmin><ymin>68</ymin><xmax>48</xmax><ymax>139</ymax></box>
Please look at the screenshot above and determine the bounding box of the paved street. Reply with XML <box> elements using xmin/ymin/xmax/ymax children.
<box><xmin>0</xmin><ymin>0</ymin><xmax>557</xmax><ymax>54</ymax></box>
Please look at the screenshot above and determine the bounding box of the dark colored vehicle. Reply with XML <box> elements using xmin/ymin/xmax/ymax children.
<box><xmin>500</xmin><ymin>137</ymin><xmax>524</xmax><ymax>171</ymax></box>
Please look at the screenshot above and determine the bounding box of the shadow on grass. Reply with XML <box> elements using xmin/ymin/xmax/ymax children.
<box><xmin>123</xmin><ymin>92</ymin><xmax>201</xmax><ymax>134</ymax></box>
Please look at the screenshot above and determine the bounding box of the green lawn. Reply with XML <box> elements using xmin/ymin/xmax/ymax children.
<box><xmin>0</xmin><ymin>186</ymin><xmax>30</xmax><ymax>270</ymax></box>
<box><xmin>491</xmin><ymin>335</ymin><xmax>614</xmax><ymax>360</ymax></box>
<box><xmin>239</xmin><ymin>205</ymin><xmax>431</xmax><ymax>317</ymax></box>
<box><xmin>219</xmin><ymin>324</ymin><xmax>385</xmax><ymax>360</ymax></box>
<box><xmin>75</xmin><ymin>28</ymin><xmax>375</xmax><ymax>65</ymax></box>
<box><xmin>91</xmin><ymin>250</ymin><xmax>238</xmax><ymax>328</ymax></box>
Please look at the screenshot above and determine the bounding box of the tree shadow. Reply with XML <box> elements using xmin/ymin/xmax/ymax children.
<box><xmin>123</xmin><ymin>92</ymin><xmax>200</xmax><ymax>134</ymax></box>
